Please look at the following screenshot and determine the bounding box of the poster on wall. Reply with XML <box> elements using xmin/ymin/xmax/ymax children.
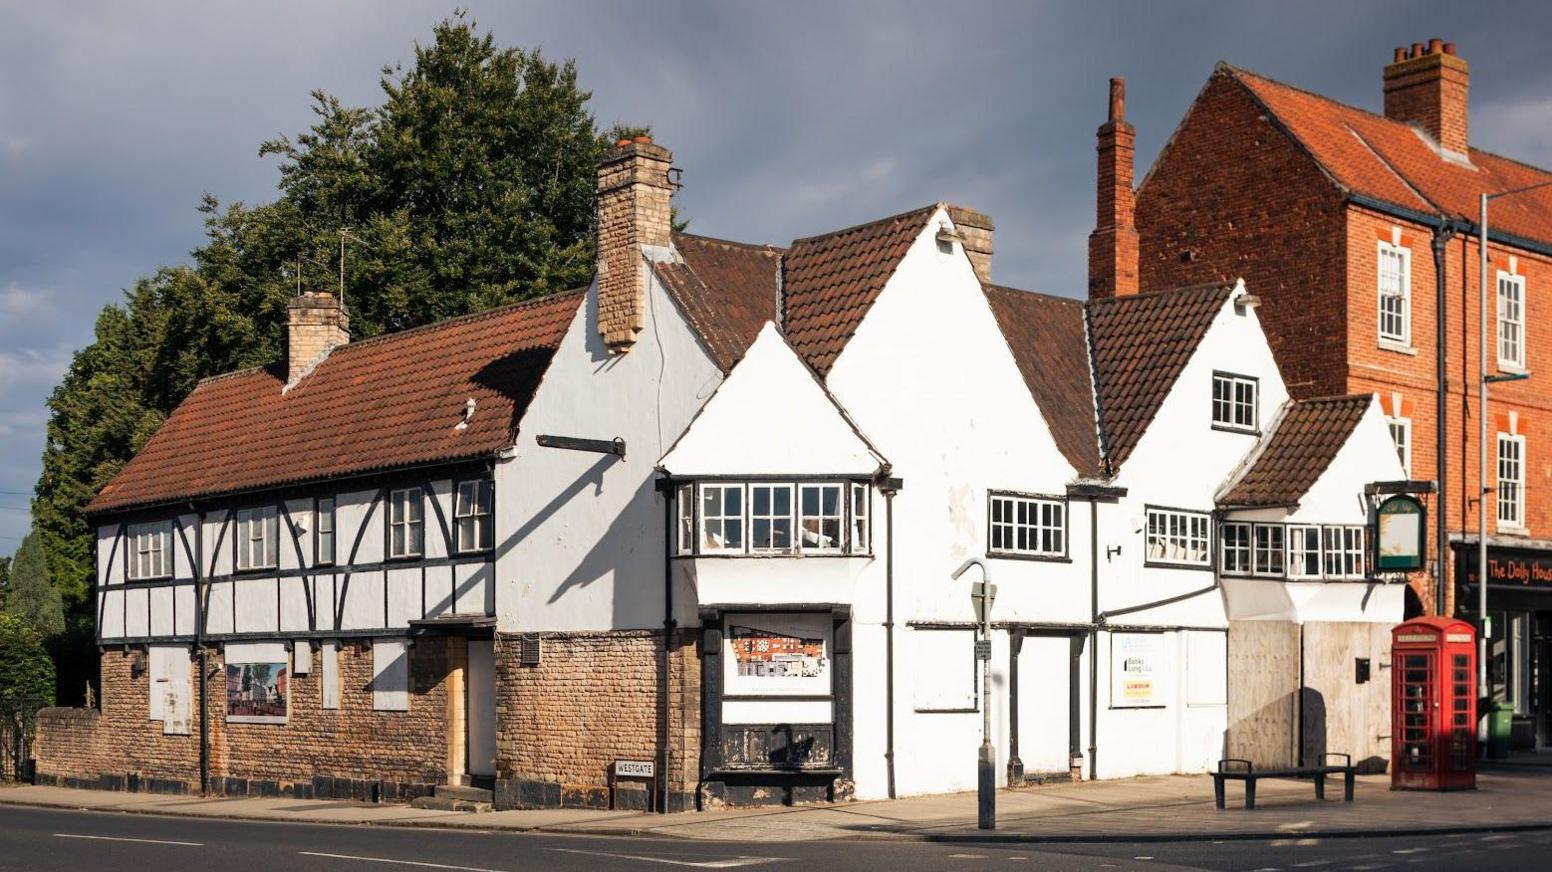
<box><xmin>1110</xmin><ymin>632</ymin><xmax>1167</xmax><ymax>708</ymax></box>
<box><xmin>226</xmin><ymin>659</ymin><xmax>289</xmax><ymax>724</ymax></box>
<box><xmin>723</xmin><ymin>612</ymin><xmax>831</xmax><ymax>697</ymax></box>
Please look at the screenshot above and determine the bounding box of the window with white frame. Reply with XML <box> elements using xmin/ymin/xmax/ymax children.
<box><xmin>1146</xmin><ymin>508</ymin><xmax>1211</xmax><ymax>566</ymax></box>
<box><xmin>1378</xmin><ymin>241</ymin><xmax>1411</xmax><ymax>345</ymax></box>
<box><xmin>749</xmin><ymin>483</ymin><xmax>794</xmax><ymax>552</ymax></box>
<box><xmin>1389</xmin><ymin>417</ymin><xmax>1412</xmax><ymax>476</ymax></box>
<box><xmin>700</xmin><ymin>483</ymin><xmax>745</xmax><ymax>553</ymax></box>
<box><xmin>316</xmin><ymin>498</ymin><xmax>335</xmax><ymax>566</ymax></box>
<box><xmin>1220</xmin><ymin>522</ymin><xmax>1251</xmax><ymax>574</ymax></box>
<box><xmin>1498</xmin><ymin>433</ymin><xmax>1526</xmax><ymax>528</ymax></box>
<box><xmin>680</xmin><ymin>480</ymin><xmax>870</xmax><ymax>556</ymax></box>
<box><xmin>235</xmin><ymin>506</ymin><xmax>279</xmax><ymax>571</ymax></box>
<box><xmin>388</xmin><ymin>488</ymin><xmax>424</xmax><ymax>558</ymax></box>
<box><xmin>1253</xmin><ymin>524</ymin><xmax>1285</xmax><ymax>576</ymax></box>
<box><xmin>1287</xmin><ymin>525</ymin><xmax>1323</xmax><ymax>578</ymax></box>
<box><xmin>850</xmin><ymin>483</ymin><xmax>870</xmax><ymax>555</ymax></box>
<box><xmin>1499</xmin><ymin>271</ymin><xmax>1527</xmax><ymax>370</ymax></box>
<box><xmin>1212</xmin><ymin>372</ymin><xmax>1258</xmax><ymax>431</ymax></box>
<box><xmin>989</xmin><ymin>492</ymin><xmax>1065</xmax><ymax>557</ymax></box>
<box><xmin>454</xmin><ymin>479</ymin><xmax>494</xmax><ymax>553</ymax></box>
<box><xmin>675</xmin><ymin>483</ymin><xmax>694</xmax><ymax>556</ymax></box>
<box><xmin>1321</xmin><ymin>526</ymin><xmax>1365</xmax><ymax>579</ymax></box>
<box><xmin>127</xmin><ymin>521</ymin><xmax>173</xmax><ymax>580</ymax></box>
<box><xmin>799</xmin><ymin>483</ymin><xmax>844</xmax><ymax>552</ymax></box>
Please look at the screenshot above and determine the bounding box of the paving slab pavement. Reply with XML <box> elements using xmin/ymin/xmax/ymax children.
<box><xmin>5</xmin><ymin>768</ymin><xmax>1552</xmax><ymax>843</ymax></box>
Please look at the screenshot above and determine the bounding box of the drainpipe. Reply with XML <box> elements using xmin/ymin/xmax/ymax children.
<box><xmin>880</xmin><ymin>476</ymin><xmax>901</xmax><ymax>799</ymax></box>
<box><xmin>1432</xmin><ymin>219</ymin><xmax>1455</xmax><ymax>616</ymax></box>
<box><xmin>1088</xmin><ymin>498</ymin><xmax>1099</xmax><ymax>782</ymax></box>
<box><xmin>660</xmin><ymin>478</ymin><xmax>676</xmax><ymax>813</ymax></box>
<box><xmin>192</xmin><ymin>506</ymin><xmax>208</xmax><ymax>796</ymax></box>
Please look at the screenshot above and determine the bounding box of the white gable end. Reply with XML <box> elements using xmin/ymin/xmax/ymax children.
<box><xmin>661</xmin><ymin>322</ymin><xmax>882</xmax><ymax>477</ymax></box>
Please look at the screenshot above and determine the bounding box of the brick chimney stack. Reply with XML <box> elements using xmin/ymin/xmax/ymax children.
<box><xmin>946</xmin><ymin>205</ymin><xmax>995</xmax><ymax>284</ymax></box>
<box><xmin>596</xmin><ymin>136</ymin><xmax>674</xmax><ymax>354</ymax></box>
<box><xmin>1384</xmin><ymin>38</ymin><xmax>1469</xmax><ymax>156</ymax></box>
<box><xmin>286</xmin><ymin>291</ymin><xmax>349</xmax><ymax>386</ymax></box>
<box><xmin>1088</xmin><ymin>77</ymin><xmax>1139</xmax><ymax>299</ymax></box>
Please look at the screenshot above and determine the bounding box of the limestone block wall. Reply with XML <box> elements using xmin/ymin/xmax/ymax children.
<box><xmin>34</xmin><ymin>639</ymin><xmax>455</xmax><ymax>799</ymax></box>
<box><xmin>493</xmin><ymin>629</ymin><xmax>699</xmax><ymax>811</ymax></box>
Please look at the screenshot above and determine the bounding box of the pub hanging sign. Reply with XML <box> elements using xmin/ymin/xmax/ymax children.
<box><xmin>1376</xmin><ymin>494</ymin><xmax>1426</xmax><ymax>573</ymax></box>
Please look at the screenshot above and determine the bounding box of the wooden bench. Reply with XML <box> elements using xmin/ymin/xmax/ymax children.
<box><xmin>1213</xmin><ymin>753</ymin><xmax>1356</xmax><ymax>810</ymax></box>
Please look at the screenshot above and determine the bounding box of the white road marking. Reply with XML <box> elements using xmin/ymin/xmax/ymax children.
<box><xmin>1133</xmin><ymin>857</ymin><xmax>1154</xmax><ymax>861</ymax></box>
<box><xmin>1390</xmin><ymin>848</ymin><xmax>1428</xmax><ymax>855</ymax></box>
<box><xmin>545</xmin><ymin>847</ymin><xmax>788</xmax><ymax>868</ymax></box>
<box><xmin>54</xmin><ymin>833</ymin><xmax>203</xmax><ymax>847</ymax></box>
<box><xmin>298</xmin><ymin>853</ymin><xmax>510</xmax><ymax>871</ymax></box>
<box><xmin>948</xmin><ymin>855</ymin><xmax>987</xmax><ymax>860</ymax></box>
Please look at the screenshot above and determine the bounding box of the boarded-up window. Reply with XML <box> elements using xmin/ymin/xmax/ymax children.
<box><xmin>911</xmin><ymin>629</ymin><xmax>977</xmax><ymax>712</ymax></box>
<box><xmin>148</xmin><ymin>645</ymin><xmax>191</xmax><ymax>735</ymax></box>
<box><xmin>321</xmin><ymin>642</ymin><xmax>340</xmax><ymax>710</ymax></box>
<box><xmin>372</xmin><ymin>639</ymin><xmax>410</xmax><ymax>711</ymax></box>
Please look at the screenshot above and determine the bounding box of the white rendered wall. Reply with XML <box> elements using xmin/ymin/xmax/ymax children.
<box><xmin>819</xmin><ymin>208</ymin><xmax>1086</xmax><ymax>798</ymax></box>
<box><xmin>497</xmin><ymin>267</ymin><xmax>723</xmax><ymax>633</ymax></box>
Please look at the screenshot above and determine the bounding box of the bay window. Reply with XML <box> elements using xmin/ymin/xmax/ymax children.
<box><xmin>675</xmin><ymin>479</ymin><xmax>870</xmax><ymax>556</ymax></box>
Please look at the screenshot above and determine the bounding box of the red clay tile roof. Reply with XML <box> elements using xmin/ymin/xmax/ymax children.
<box><xmin>984</xmin><ymin>285</ymin><xmax>1102</xmax><ymax>477</ymax></box>
<box><xmin>1225</xmin><ymin>64</ymin><xmax>1552</xmax><ymax>247</ymax></box>
<box><xmin>655</xmin><ymin>232</ymin><xmax>785</xmax><ymax>372</ymax></box>
<box><xmin>782</xmin><ymin>205</ymin><xmax>938</xmax><ymax>374</ymax></box>
<box><xmin>1218</xmin><ymin>394</ymin><xmax>1374</xmax><ymax>507</ymax></box>
<box><xmin>88</xmin><ymin>291</ymin><xmax>584</xmax><ymax>515</ymax></box>
<box><xmin>1088</xmin><ymin>284</ymin><xmax>1233</xmax><ymax>472</ymax></box>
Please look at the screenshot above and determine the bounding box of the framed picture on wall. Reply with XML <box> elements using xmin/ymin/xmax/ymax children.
<box><xmin>226</xmin><ymin>656</ymin><xmax>289</xmax><ymax>724</ymax></box>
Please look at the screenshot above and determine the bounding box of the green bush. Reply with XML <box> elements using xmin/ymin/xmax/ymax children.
<box><xmin>0</xmin><ymin>613</ymin><xmax>56</xmax><ymax>708</ymax></box>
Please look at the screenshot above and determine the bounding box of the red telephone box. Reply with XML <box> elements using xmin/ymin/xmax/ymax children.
<box><xmin>1391</xmin><ymin>617</ymin><xmax>1477</xmax><ymax>790</ymax></box>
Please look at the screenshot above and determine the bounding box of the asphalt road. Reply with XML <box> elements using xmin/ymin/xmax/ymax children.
<box><xmin>2</xmin><ymin>804</ymin><xmax>1550</xmax><ymax>871</ymax></box>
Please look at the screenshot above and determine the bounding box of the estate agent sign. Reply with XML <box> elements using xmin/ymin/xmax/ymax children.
<box><xmin>1111</xmin><ymin>633</ymin><xmax>1166</xmax><ymax>708</ymax></box>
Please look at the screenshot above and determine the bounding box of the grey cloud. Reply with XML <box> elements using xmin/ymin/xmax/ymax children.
<box><xmin>1</xmin><ymin>0</ymin><xmax>1548</xmax><ymax>552</ymax></box>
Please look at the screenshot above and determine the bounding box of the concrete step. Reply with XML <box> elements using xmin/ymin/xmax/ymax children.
<box><xmin>410</xmin><ymin>794</ymin><xmax>493</xmax><ymax>814</ymax></box>
<box><xmin>434</xmin><ymin>784</ymin><xmax>495</xmax><ymax>803</ymax></box>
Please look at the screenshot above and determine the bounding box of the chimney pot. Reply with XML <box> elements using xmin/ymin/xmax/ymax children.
<box><xmin>633</xmin><ymin>135</ymin><xmax>653</xmax><ymax>145</ymax></box>
<box><xmin>615</xmin><ymin>138</ymin><xmax>632</xmax><ymax>147</ymax></box>
<box><xmin>1428</xmin><ymin>37</ymin><xmax>1444</xmax><ymax>54</ymax></box>
<box><xmin>1394</xmin><ymin>47</ymin><xmax>1406</xmax><ymax>62</ymax></box>
<box><xmin>1411</xmin><ymin>42</ymin><xmax>1425</xmax><ymax>58</ymax></box>
<box><xmin>1108</xmin><ymin>77</ymin><xmax>1126</xmax><ymax>122</ymax></box>
<box><xmin>1443</xmin><ymin>42</ymin><xmax>1456</xmax><ymax>56</ymax></box>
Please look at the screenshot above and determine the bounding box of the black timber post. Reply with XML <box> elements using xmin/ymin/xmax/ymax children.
<box><xmin>832</xmin><ymin>607</ymin><xmax>854</xmax><ymax>798</ymax></box>
<box><xmin>699</xmin><ymin>610</ymin><xmax>723</xmax><ymax>807</ymax></box>
<box><xmin>1007</xmin><ymin>628</ymin><xmax>1024</xmax><ymax>786</ymax></box>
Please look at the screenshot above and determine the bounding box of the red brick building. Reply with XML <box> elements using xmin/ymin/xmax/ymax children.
<box><xmin>1128</xmin><ymin>39</ymin><xmax>1552</xmax><ymax>744</ymax></box>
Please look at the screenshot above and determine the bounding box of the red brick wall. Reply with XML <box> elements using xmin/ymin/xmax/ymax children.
<box><xmin>35</xmin><ymin>640</ymin><xmax>454</xmax><ymax>799</ymax></box>
<box><xmin>494</xmin><ymin>630</ymin><xmax>699</xmax><ymax>810</ymax></box>
<box><xmin>1136</xmin><ymin>69</ymin><xmax>1351</xmax><ymax>398</ymax></box>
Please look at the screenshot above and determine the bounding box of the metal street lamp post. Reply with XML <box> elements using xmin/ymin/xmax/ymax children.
<box><xmin>1476</xmin><ymin>182</ymin><xmax>1552</xmax><ymax>712</ymax></box>
<box><xmin>953</xmin><ymin>558</ymin><xmax>996</xmax><ymax>830</ymax></box>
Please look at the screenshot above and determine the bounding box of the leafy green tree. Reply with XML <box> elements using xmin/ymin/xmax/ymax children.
<box><xmin>0</xmin><ymin>613</ymin><xmax>56</xmax><ymax>708</ymax></box>
<box><xmin>0</xmin><ymin>555</ymin><xmax>10</xmax><ymax>592</ymax></box>
<box><xmin>32</xmin><ymin>13</ymin><xmax>646</xmax><ymax>703</ymax></box>
<box><xmin>2</xmin><ymin>532</ymin><xmax>64</xmax><ymax>638</ymax></box>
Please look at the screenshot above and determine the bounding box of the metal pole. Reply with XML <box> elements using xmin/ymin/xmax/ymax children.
<box><xmin>1479</xmin><ymin>191</ymin><xmax>1490</xmax><ymax>702</ymax></box>
<box><xmin>979</xmin><ymin>593</ymin><xmax>994</xmax><ymax>830</ymax></box>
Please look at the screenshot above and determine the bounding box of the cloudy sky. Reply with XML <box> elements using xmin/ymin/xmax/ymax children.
<box><xmin>1</xmin><ymin>0</ymin><xmax>1548</xmax><ymax>553</ymax></box>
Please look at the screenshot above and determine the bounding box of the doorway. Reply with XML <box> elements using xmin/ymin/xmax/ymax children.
<box><xmin>467</xmin><ymin>639</ymin><xmax>497</xmax><ymax>779</ymax></box>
